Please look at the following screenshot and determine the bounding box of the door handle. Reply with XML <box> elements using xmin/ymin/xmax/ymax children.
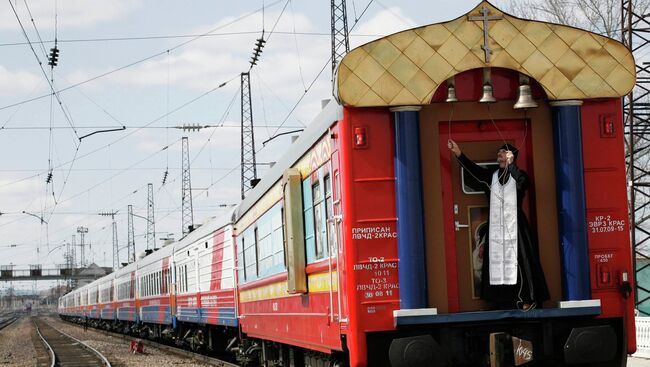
<box><xmin>455</xmin><ymin>220</ymin><xmax>469</xmax><ymax>231</ymax></box>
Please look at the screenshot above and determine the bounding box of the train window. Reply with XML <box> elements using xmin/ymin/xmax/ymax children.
<box><xmin>313</xmin><ymin>181</ymin><xmax>326</xmax><ymax>260</ymax></box>
<box><xmin>461</xmin><ymin>162</ymin><xmax>499</xmax><ymax>194</ymax></box>
<box><xmin>205</xmin><ymin>241</ymin><xmax>208</xmax><ymax>249</ymax></box>
<box><xmin>325</xmin><ymin>174</ymin><xmax>335</xmax><ymax>256</ymax></box>
<box><xmin>303</xmin><ymin>177</ymin><xmax>316</xmax><ymax>262</ymax></box>
<box><xmin>182</xmin><ymin>266</ymin><xmax>186</xmax><ymax>293</ymax></box>
<box><xmin>272</xmin><ymin>206</ymin><xmax>285</xmax><ymax>268</ymax></box>
<box><xmin>244</xmin><ymin>228</ymin><xmax>257</xmax><ymax>281</ymax></box>
<box><xmin>237</xmin><ymin>236</ymin><xmax>245</xmax><ymax>284</ymax></box>
<box><xmin>256</xmin><ymin>204</ymin><xmax>285</xmax><ymax>277</ymax></box>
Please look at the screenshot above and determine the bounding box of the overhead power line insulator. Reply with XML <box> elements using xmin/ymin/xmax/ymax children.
<box><xmin>48</xmin><ymin>46</ymin><xmax>59</xmax><ymax>67</ymax></box>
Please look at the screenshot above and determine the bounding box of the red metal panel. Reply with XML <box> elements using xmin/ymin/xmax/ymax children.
<box><xmin>340</xmin><ymin>107</ymin><xmax>398</xmax><ymax>367</ymax></box>
<box><xmin>240</xmin><ymin>290</ymin><xmax>341</xmax><ymax>352</ymax></box>
<box><xmin>581</xmin><ymin>99</ymin><xmax>636</xmax><ymax>353</ymax></box>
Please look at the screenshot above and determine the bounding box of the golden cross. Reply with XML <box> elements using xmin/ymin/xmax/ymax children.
<box><xmin>468</xmin><ymin>6</ymin><xmax>503</xmax><ymax>63</ymax></box>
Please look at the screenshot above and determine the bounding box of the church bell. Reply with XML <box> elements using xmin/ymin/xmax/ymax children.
<box><xmin>513</xmin><ymin>84</ymin><xmax>538</xmax><ymax>109</ymax></box>
<box><xmin>479</xmin><ymin>84</ymin><xmax>496</xmax><ymax>103</ymax></box>
<box><xmin>446</xmin><ymin>85</ymin><xmax>458</xmax><ymax>103</ymax></box>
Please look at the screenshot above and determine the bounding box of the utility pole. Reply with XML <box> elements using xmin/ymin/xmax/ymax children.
<box><xmin>331</xmin><ymin>0</ymin><xmax>350</xmax><ymax>80</ymax></box>
<box><xmin>112</xmin><ymin>222</ymin><xmax>119</xmax><ymax>269</ymax></box>
<box><xmin>76</xmin><ymin>227</ymin><xmax>88</xmax><ymax>267</ymax></box>
<box><xmin>147</xmin><ymin>183</ymin><xmax>156</xmax><ymax>250</ymax></box>
<box><xmin>240</xmin><ymin>72</ymin><xmax>258</xmax><ymax>199</ymax></box>
<box><xmin>71</xmin><ymin>235</ymin><xmax>76</xmax><ymax>268</ymax></box>
<box><xmin>181</xmin><ymin>137</ymin><xmax>194</xmax><ymax>236</ymax></box>
<box><xmin>99</xmin><ymin>211</ymin><xmax>119</xmax><ymax>270</ymax></box>
<box><xmin>127</xmin><ymin>205</ymin><xmax>135</xmax><ymax>263</ymax></box>
<box><xmin>622</xmin><ymin>0</ymin><xmax>650</xmax><ymax>315</ymax></box>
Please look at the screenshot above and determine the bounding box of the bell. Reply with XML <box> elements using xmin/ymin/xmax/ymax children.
<box><xmin>513</xmin><ymin>84</ymin><xmax>538</xmax><ymax>109</ymax></box>
<box><xmin>479</xmin><ymin>84</ymin><xmax>496</xmax><ymax>103</ymax></box>
<box><xmin>445</xmin><ymin>85</ymin><xmax>458</xmax><ymax>103</ymax></box>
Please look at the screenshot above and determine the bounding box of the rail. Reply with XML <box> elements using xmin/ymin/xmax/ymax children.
<box><xmin>33</xmin><ymin>320</ymin><xmax>56</xmax><ymax>367</ymax></box>
<box><xmin>33</xmin><ymin>318</ymin><xmax>111</xmax><ymax>367</ymax></box>
<box><xmin>0</xmin><ymin>315</ymin><xmax>18</xmax><ymax>331</ymax></box>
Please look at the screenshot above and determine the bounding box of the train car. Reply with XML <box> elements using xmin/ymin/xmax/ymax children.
<box><xmin>232</xmin><ymin>100</ymin><xmax>344</xmax><ymax>364</ymax></box>
<box><xmin>334</xmin><ymin>3</ymin><xmax>635</xmax><ymax>366</ymax></box>
<box><xmin>136</xmin><ymin>244</ymin><xmax>174</xmax><ymax>336</ymax></box>
<box><xmin>97</xmin><ymin>274</ymin><xmax>116</xmax><ymax>323</ymax></box>
<box><xmin>114</xmin><ymin>261</ymin><xmax>138</xmax><ymax>327</ymax></box>
<box><xmin>172</xmin><ymin>210</ymin><xmax>238</xmax><ymax>350</ymax></box>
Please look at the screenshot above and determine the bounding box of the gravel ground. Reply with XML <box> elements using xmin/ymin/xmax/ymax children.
<box><xmin>46</xmin><ymin>317</ymin><xmax>213</xmax><ymax>367</ymax></box>
<box><xmin>0</xmin><ymin>317</ymin><xmax>37</xmax><ymax>367</ymax></box>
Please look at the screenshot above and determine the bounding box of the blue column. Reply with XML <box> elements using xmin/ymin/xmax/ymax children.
<box><xmin>392</xmin><ymin>106</ymin><xmax>427</xmax><ymax>309</ymax></box>
<box><xmin>550</xmin><ymin>101</ymin><xmax>591</xmax><ymax>300</ymax></box>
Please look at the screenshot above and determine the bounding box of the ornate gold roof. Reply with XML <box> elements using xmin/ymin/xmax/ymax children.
<box><xmin>336</xmin><ymin>1</ymin><xmax>635</xmax><ymax>107</ymax></box>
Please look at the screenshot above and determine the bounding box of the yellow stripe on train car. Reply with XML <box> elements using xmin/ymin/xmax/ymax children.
<box><xmin>239</xmin><ymin>271</ymin><xmax>338</xmax><ymax>303</ymax></box>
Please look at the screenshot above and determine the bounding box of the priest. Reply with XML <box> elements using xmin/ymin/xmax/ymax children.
<box><xmin>448</xmin><ymin>139</ymin><xmax>549</xmax><ymax>309</ymax></box>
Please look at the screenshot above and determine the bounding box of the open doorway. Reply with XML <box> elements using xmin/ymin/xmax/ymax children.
<box><xmin>439</xmin><ymin>120</ymin><xmax>533</xmax><ymax>311</ymax></box>
<box><xmin>420</xmin><ymin>101</ymin><xmax>562</xmax><ymax>313</ymax></box>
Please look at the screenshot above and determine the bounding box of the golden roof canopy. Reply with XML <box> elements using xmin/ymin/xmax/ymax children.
<box><xmin>336</xmin><ymin>1</ymin><xmax>635</xmax><ymax>107</ymax></box>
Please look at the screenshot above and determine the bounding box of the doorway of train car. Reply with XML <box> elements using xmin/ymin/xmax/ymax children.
<box><xmin>439</xmin><ymin>119</ymin><xmax>533</xmax><ymax>312</ymax></box>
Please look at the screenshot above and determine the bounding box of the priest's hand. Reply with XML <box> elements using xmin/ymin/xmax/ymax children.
<box><xmin>506</xmin><ymin>151</ymin><xmax>514</xmax><ymax>164</ymax></box>
<box><xmin>448</xmin><ymin>139</ymin><xmax>461</xmax><ymax>157</ymax></box>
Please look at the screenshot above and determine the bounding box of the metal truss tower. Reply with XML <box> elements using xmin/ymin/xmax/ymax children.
<box><xmin>240</xmin><ymin>72</ymin><xmax>258</xmax><ymax>199</ymax></box>
<box><xmin>112</xmin><ymin>221</ymin><xmax>119</xmax><ymax>270</ymax></box>
<box><xmin>71</xmin><ymin>235</ymin><xmax>76</xmax><ymax>268</ymax></box>
<box><xmin>331</xmin><ymin>0</ymin><xmax>350</xmax><ymax>79</ymax></box>
<box><xmin>623</xmin><ymin>0</ymin><xmax>650</xmax><ymax>314</ymax></box>
<box><xmin>127</xmin><ymin>205</ymin><xmax>135</xmax><ymax>263</ymax></box>
<box><xmin>99</xmin><ymin>211</ymin><xmax>119</xmax><ymax>270</ymax></box>
<box><xmin>147</xmin><ymin>183</ymin><xmax>156</xmax><ymax>250</ymax></box>
<box><xmin>181</xmin><ymin>137</ymin><xmax>194</xmax><ymax>236</ymax></box>
<box><xmin>76</xmin><ymin>227</ymin><xmax>88</xmax><ymax>267</ymax></box>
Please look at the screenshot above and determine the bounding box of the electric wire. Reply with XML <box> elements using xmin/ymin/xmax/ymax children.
<box><xmin>0</xmin><ymin>73</ymin><xmax>240</xmax><ymax>190</ymax></box>
<box><xmin>0</xmin><ymin>31</ymin><xmax>383</xmax><ymax>47</ymax></box>
<box><xmin>0</xmin><ymin>0</ymin><xmax>284</xmax><ymax>113</ymax></box>
<box><xmin>290</xmin><ymin>0</ymin><xmax>308</xmax><ymax>91</ymax></box>
<box><xmin>7</xmin><ymin>0</ymin><xmax>80</xmax><ymax>141</ymax></box>
<box><xmin>266</xmin><ymin>0</ymin><xmax>374</xmax><ymax>140</ymax></box>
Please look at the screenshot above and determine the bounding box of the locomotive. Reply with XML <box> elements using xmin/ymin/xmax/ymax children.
<box><xmin>59</xmin><ymin>2</ymin><xmax>637</xmax><ymax>366</ymax></box>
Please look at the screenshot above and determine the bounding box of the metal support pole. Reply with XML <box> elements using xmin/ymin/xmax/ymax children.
<box><xmin>241</xmin><ymin>72</ymin><xmax>258</xmax><ymax>199</ymax></box>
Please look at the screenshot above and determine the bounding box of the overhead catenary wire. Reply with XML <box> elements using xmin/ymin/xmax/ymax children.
<box><xmin>0</xmin><ymin>73</ymin><xmax>240</xmax><ymax>190</ymax></box>
<box><xmin>266</xmin><ymin>0</ymin><xmax>375</xmax><ymax>141</ymax></box>
<box><xmin>7</xmin><ymin>0</ymin><xmax>80</xmax><ymax>142</ymax></box>
<box><xmin>0</xmin><ymin>0</ymin><xmax>284</xmax><ymax>113</ymax></box>
<box><xmin>0</xmin><ymin>31</ymin><xmax>384</xmax><ymax>48</ymax></box>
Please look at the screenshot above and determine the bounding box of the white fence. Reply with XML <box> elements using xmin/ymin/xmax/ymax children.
<box><xmin>635</xmin><ymin>316</ymin><xmax>650</xmax><ymax>358</ymax></box>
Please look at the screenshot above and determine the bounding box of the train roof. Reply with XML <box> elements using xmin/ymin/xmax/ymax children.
<box><xmin>174</xmin><ymin>207</ymin><xmax>235</xmax><ymax>252</ymax></box>
<box><xmin>235</xmin><ymin>100</ymin><xmax>343</xmax><ymax>220</ymax></box>
<box><xmin>136</xmin><ymin>241</ymin><xmax>175</xmax><ymax>268</ymax></box>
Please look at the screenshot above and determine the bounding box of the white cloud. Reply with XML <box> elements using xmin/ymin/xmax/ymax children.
<box><xmin>0</xmin><ymin>0</ymin><xmax>142</xmax><ymax>31</ymax></box>
<box><xmin>350</xmin><ymin>7</ymin><xmax>417</xmax><ymax>48</ymax></box>
<box><xmin>72</xmin><ymin>9</ymin><xmax>329</xmax><ymax>96</ymax></box>
<box><xmin>0</xmin><ymin>65</ymin><xmax>44</xmax><ymax>96</ymax></box>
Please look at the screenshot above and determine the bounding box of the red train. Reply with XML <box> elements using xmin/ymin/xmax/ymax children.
<box><xmin>59</xmin><ymin>2</ymin><xmax>637</xmax><ymax>366</ymax></box>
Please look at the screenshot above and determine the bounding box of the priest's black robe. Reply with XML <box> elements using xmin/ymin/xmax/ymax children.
<box><xmin>457</xmin><ymin>153</ymin><xmax>550</xmax><ymax>306</ymax></box>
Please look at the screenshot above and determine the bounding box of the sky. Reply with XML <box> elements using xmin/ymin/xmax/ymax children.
<box><xmin>0</xmin><ymin>0</ymin><xmax>518</xmax><ymax>291</ymax></box>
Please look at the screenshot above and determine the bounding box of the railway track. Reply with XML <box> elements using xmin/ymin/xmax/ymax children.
<box><xmin>59</xmin><ymin>318</ymin><xmax>238</xmax><ymax>367</ymax></box>
<box><xmin>34</xmin><ymin>318</ymin><xmax>111</xmax><ymax>367</ymax></box>
<box><xmin>0</xmin><ymin>313</ymin><xmax>19</xmax><ymax>331</ymax></box>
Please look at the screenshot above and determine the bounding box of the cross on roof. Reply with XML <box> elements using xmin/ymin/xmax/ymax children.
<box><xmin>468</xmin><ymin>6</ymin><xmax>503</xmax><ymax>63</ymax></box>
